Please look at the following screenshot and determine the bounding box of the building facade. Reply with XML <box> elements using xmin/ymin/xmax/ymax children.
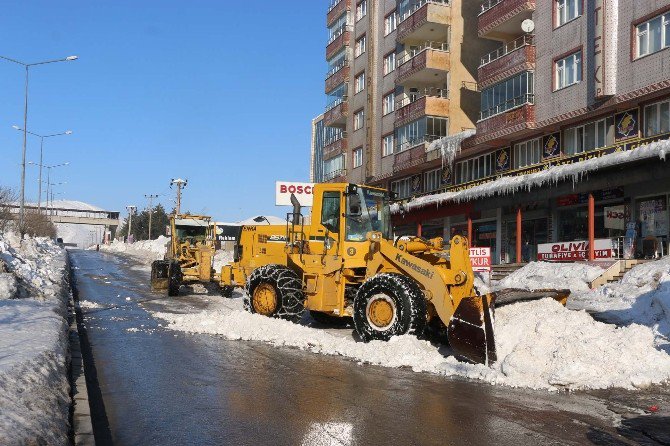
<box><xmin>392</xmin><ymin>0</ymin><xmax>670</xmax><ymax>263</ymax></box>
<box><xmin>311</xmin><ymin>114</ymin><xmax>326</xmax><ymax>183</ymax></box>
<box><xmin>321</xmin><ymin>0</ymin><xmax>495</xmax><ymax>189</ymax></box>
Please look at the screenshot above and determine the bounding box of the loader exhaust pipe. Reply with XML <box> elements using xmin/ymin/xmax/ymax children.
<box><xmin>290</xmin><ymin>193</ymin><xmax>301</xmax><ymax>225</ymax></box>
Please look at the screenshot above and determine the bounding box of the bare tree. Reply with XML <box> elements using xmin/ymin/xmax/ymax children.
<box><xmin>0</xmin><ymin>186</ymin><xmax>17</xmax><ymax>233</ymax></box>
<box><xmin>22</xmin><ymin>210</ymin><xmax>57</xmax><ymax>238</ymax></box>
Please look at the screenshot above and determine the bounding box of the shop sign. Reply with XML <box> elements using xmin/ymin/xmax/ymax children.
<box><xmin>557</xmin><ymin>188</ymin><xmax>624</xmax><ymax>207</ymax></box>
<box><xmin>639</xmin><ymin>198</ymin><xmax>668</xmax><ymax>237</ymax></box>
<box><xmin>615</xmin><ymin>109</ymin><xmax>639</xmax><ymax>141</ymax></box>
<box><xmin>537</xmin><ymin>239</ymin><xmax>615</xmax><ymax>261</ymax></box>
<box><xmin>470</xmin><ymin>247</ymin><xmax>491</xmax><ymax>272</ymax></box>
<box><xmin>604</xmin><ymin>205</ymin><xmax>625</xmax><ymax>230</ymax></box>
<box><xmin>542</xmin><ymin>133</ymin><xmax>561</xmax><ymax>159</ymax></box>
<box><xmin>495</xmin><ymin>148</ymin><xmax>511</xmax><ymax>172</ymax></box>
<box><xmin>276</xmin><ymin>181</ymin><xmax>315</xmax><ymax>206</ymax></box>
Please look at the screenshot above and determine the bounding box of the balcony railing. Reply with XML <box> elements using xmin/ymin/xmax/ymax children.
<box><xmin>326</xmin><ymin>58</ymin><xmax>348</xmax><ymax>79</ymax></box>
<box><xmin>479</xmin><ymin>0</ymin><xmax>502</xmax><ymax>15</ymax></box>
<box><xmin>396</xmin><ymin>41</ymin><xmax>449</xmax><ymax>66</ymax></box>
<box><xmin>328</xmin><ymin>0</ymin><xmax>343</xmax><ymax>13</ymax></box>
<box><xmin>323</xmin><ymin>168</ymin><xmax>347</xmax><ymax>181</ymax></box>
<box><xmin>395</xmin><ymin>134</ymin><xmax>445</xmax><ymax>154</ymax></box>
<box><xmin>480</xmin><ymin>35</ymin><xmax>534</xmax><ymax>67</ymax></box>
<box><xmin>328</xmin><ymin>24</ymin><xmax>351</xmax><ymax>44</ymax></box>
<box><xmin>396</xmin><ymin>88</ymin><xmax>449</xmax><ymax>109</ymax></box>
<box><xmin>480</xmin><ymin>93</ymin><xmax>534</xmax><ymax>121</ymax></box>
<box><xmin>399</xmin><ymin>0</ymin><xmax>450</xmax><ymax>23</ymax></box>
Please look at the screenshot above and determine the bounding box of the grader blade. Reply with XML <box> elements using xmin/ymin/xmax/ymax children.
<box><xmin>447</xmin><ymin>293</ymin><xmax>496</xmax><ymax>366</ymax></box>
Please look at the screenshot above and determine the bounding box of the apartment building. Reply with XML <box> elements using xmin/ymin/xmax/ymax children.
<box><xmin>393</xmin><ymin>0</ymin><xmax>670</xmax><ymax>263</ymax></box>
<box><xmin>321</xmin><ymin>0</ymin><xmax>494</xmax><ymax>193</ymax></box>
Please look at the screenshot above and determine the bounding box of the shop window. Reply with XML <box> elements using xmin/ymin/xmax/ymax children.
<box><xmin>563</xmin><ymin>117</ymin><xmax>613</xmax><ymax>156</ymax></box>
<box><xmin>391</xmin><ymin>177</ymin><xmax>412</xmax><ymax>199</ymax></box>
<box><xmin>644</xmin><ymin>99</ymin><xmax>670</xmax><ymax>136</ymax></box>
<box><xmin>455</xmin><ymin>152</ymin><xmax>494</xmax><ymax>184</ymax></box>
<box><xmin>638</xmin><ymin>196</ymin><xmax>668</xmax><ymax>238</ymax></box>
<box><xmin>513</xmin><ymin>138</ymin><xmax>542</xmax><ymax>169</ymax></box>
<box><xmin>423</xmin><ymin>168</ymin><xmax>442</xmax><ymax>193</ymax></box>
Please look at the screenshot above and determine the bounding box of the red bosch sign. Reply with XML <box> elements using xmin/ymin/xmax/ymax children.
<box><xmin>276</xmin><ymin>181</ymin><xmax>315</xmax><ymax>206</ymax></box>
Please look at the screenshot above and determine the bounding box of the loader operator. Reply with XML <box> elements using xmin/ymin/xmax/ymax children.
<box><xmin>345</xmin><ymin>187</ymin><xmax>391</xmax><ymax>241</ymax></box>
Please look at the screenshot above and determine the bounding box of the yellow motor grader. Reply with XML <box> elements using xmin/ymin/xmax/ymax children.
<box><xmin>151</xmin><ymin>214</ymin><xmax>218</xmax><ymax>296</ymax></box>
<box><xmin>220</xmin><ymin>183</ymin><xmax>497</xmax><ymax>365</ymax></box>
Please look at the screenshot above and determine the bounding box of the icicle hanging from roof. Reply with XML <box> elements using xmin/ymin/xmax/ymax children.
<box><xmin>427</xmin><ymin>129</ymin><xmax>476</xmax><ymax>167</ymax></box>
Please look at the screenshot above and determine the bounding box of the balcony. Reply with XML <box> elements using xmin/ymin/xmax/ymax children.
<box><xmin>396</xmin><ymin>42</ymin><xmax>450</xmax><ymax>85</ymax></box>
<box><xmin>393</xmin><ymin>145</ymin><xmax>442</xmax><ymax>174</ymax></box>
<box><xmin>397</xmin><ymin>1</ymin><xmax>451</xmax><ymax>43</ymax></box>
<box><xmin>327</xmin><ymin>0</ymin><xmax>351</xmax><ymax>27</ymax></box>
<box><xmin>326</xmin><ymin>26</ymin><xmax>351</xmax><ymax>61</ymax></box>
<box><xmin>478</xmin><ymin>0</ymin><xmax>535</xmax><ymax>40</ymax></box>
<box><xmin>323</xmin><ymin>136</ymin><xmax>347</xmax><ymax>160</ymax></box>
<box><xmin>324</xmin><ymin>97</ymin><xmax>348</xmax><ymax>128</ymax></box>
<box><xmin>325</xmin><ymin>60</ymin><xmax>350</xmax><ymax>94</ymax></box>
<box><xmin>323</xmin><ymin>168</ymin><xmax>348</xmax><ymax>182</ymax></box>
<box><xmin>395</xmin><ymin>92</ymin><xmax>450</xmax><ymax>126</ymax></box>
<box><xmin>476</xmin><ymin>100</ymin><xmax>535</xmax><ymax>144</ymax></box>
<box><xmin>478</xmin><ymin>35</ymin><xmax>535</xmax><ymax>88</ymax></box>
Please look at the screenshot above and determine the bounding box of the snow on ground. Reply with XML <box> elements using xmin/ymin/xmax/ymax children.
<box><xmin>496</xmin><ymin>261</ymin><xmax>604</xmax><ymax>293</ymax></box>
<box><xmin>0</xmin><ymin>232</ymin><xmax>70</xmax><ymax>445</ymax></box>
<box><xmin>571</xmin><ymin>257</ymin><xmax>670</xmax><ymax>340</ymax></box>
<box><xmin>56</xmin><ymin>222</ymin><xmax>105</xmax><ymax>249</ymax></box>
<box><xmin>98</xmin><ymin>236</ymin><xmax>170</xmax><ymax>264</ymax></box>
<box><xmin>151</xmin><ymin>295</ymin><xmax>670</xmax><ymax>392</ymax></box>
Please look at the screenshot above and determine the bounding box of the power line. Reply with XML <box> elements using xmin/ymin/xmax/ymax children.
<box><xmin>144</xmin><ymin>194</ymin><xmax>159</xmax><ymax>240</ymax></box>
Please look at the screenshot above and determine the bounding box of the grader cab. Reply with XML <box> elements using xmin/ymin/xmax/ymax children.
<box><xmin>220</xmin><ymin>183</ymin><xmax>497</xmax><ymax>365</ymax></box>
<box><xmin>151</xmin><ymin>214</ymin><xmax>217</xmax><ymax>296</ymax></box>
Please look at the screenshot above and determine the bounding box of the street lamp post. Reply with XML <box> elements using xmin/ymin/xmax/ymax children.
<box><xmin>0</xmin><ymin>54</ymin><xmax>78</xmax><ymax>231</ymax></box>
<box><xmin>126</xmin><ymin>206</ymin><xmax>137</xmax><ymax>243</ymax></box>
<box><xmin>29</xmin><ymin>161</ymin><xmax>69</xmax><ymax>215</ymax></box>
<box><xmin>15</xmin><ymin>126</ymin><xmax>72</xmax><ymax>213</ymax></box>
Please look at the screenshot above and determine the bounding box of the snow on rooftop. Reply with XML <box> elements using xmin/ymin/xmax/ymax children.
<box><xmin>29</xmin><ymin>199</ymin><xmax>106</xmax><ymax>211</ymax></box>
<box><xmin>218</xmin><ymin>215</ymin><xmax>286</xmax><ymax>226</ymax></box>
<box><xmin>394</xmin><ymin>138</ymin><xmax>670</xmax><ymax>214</ymax></box>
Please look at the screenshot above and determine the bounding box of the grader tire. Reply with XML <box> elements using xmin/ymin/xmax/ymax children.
<box><xmin>167</xmin><ymin>261</ymin><xmax>182</xmax><ymax>297</ymax></box>
<box><xmin>309</xmin><ymin>310</ymin><xmax>352</xmax><ymax>327</ymax></box>
<box><xmin>244</xmin><ymin>264</ymin><xmax>305</xmax><ymax>322</ymax></box>
<box><xmin>353</xmin><ymin>273</ymin><xmax>427</xmax><ymax>342</ymax></box>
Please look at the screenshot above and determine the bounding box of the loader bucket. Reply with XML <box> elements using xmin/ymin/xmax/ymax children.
<box><xmin>150</xmin><ymin>260</ymin><xmax>170</xmax><ymax>291</ymax></box>
<box><xmin>447</xmin><ymin>293</ymin><xmax>496</xmax><ymax>366</ymax></box>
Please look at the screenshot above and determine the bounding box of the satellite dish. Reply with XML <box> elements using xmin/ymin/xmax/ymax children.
<box><xmin>521</xmin><ymin>19</ymin><xmax>535</xmax><ymax>33</ymax></box>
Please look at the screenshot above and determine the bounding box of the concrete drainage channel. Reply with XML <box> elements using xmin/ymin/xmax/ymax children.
<box><xmin>68</xmin><ymin>256</ymin><xmax>109</xmax><ymax>446</ymax></box>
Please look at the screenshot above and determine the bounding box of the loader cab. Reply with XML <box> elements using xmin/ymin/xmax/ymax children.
<box><xmin>344</xmin><ymin>185</ymin><xmax>392</xmax><ymax>242</ymax></box>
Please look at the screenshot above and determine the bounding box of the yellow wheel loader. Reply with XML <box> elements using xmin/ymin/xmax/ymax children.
<box><xmin>151</xmin><ymin>214</ymin><xmax>219</xmax><ymax>296</ymax></box>
<box><xmin>220</xmin><ymin>183</ymin><xmax>497</xmax><ymax>365</ymax></box>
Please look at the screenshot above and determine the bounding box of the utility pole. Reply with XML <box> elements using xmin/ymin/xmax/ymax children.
<box><xmin>170</xmin><ymin>178</ymin><xmax>187</xmax><ymax>214</ymax></box>
<box><xmin>144</xmin><ymin>194</ymin><xmax>159</xmax><ymax>240</ymax></box>
<box><xmin>126</xmin><ymin>205</ymin><xmax>136</xmax><ymax>243</ymax></box>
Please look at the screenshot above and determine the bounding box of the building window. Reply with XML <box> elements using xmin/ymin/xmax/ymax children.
<box><xmin>354</xmin><ymin>109</ymin><xmax>365</xmax><ymax>130</ymax></box>
<box><xmin>455</xmin><ymin>153</ymin><xmax>495</xmax><ymax>185</ymax></box>
<box><xmin>383</xmin><ymin>92</ymin><xmax>395</xmax><ymax>115</ymax></box>
<box><xmin>391</xmin><ymin>177</ymin><xmax>412</xmax><ymax>199</ymax></box>
<box><xmin>395</xmin><ymin>116</ymin><xmax>448</xmax><ymax>152</ymax></box>
<box><xmin>326</xmin><ymin>82</ymin><xmax>347</xmax><ymax>111</ymax></box>
<box><xmin>323</xmin><ymin>154</ymin><xmax>346</xmax><ymax>180</ymax></box>
<box><xmin>356</xmin><ymin>0</ymin><xmax>367</xmax><ymax>21</ymax></box>
<box><xmin>354</xmin><ymin>72</ymin><xmax>365</xmax><ymax>94</ymax></box>
<box><xmin>513</xmin><ymin>138</ymin><xmax>541</xmax><ymax>169</ymax></box>
<box><xmin>353</xmin><ymin>147</ymin><xmax>363</xmax><ymax>168</ymax></box>
<box><xmin>383</xmin><ymin>52</ymin><xmax>396</xmax><ymax>75</ymax></box>
<box><xmin>636</xmin><ymin>12</ymin><xmax>670</xmax><ymax>58</ymax></box>
<box><xmin>355</xmin><ymin>34</ymin><xmax>367</xmax><ymax>57</ymax></box>
<box><xmin>564</xmin><ymin>117</ymin><xmax>613</xmax><ymax>155</ymax></box>
<box><xmin>480</xmin><ymin>72</ymin><xmax>534</xmax><ymax>120</ymax></box>
<box><xmin>556</xmin><ymin>0</ymin><xmax>582</xmax><ymax>27</ymax></box>
<box><xmin>324</xmin><ymin>126</ymin><xmax>343</xmax><ymax>146</ymax></box>
<box><xmin>555</xmin><ymin>51</ymin><xmax>582</xmax><ymax>90</ymax></box>
<box><xmin>328</xmin><ymin>14</ymin><xmax>348</xmax><ymax>44</ymax></box>
<box><xmin>327</xmin><ymin>50</ymin><xmax>347</xmax><ymax>78</ymax></box>
<box><xmin>424</xmin><ymin>168</ymin><xmax>442</xmax><ymax>193</ymax></box>
<box><xmin>384</xmin><ymin>10</ymin><xmax>398</xmax><ymax>35</ymax></box>
<box><xmin>644</xmin><ymin>99</ymin><xmax>670</xmax><ymax>136</ymax></box>
<box><xmin>382</xmin><ymin>134</ymin><xmax>394</xmax><ymax>157</ymax></box>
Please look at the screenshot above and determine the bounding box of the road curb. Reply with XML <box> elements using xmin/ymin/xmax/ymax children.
<box><xmin>68</xmin><ymin>265</ymin><xmax>96</xmax><ymax>446</ymax></box>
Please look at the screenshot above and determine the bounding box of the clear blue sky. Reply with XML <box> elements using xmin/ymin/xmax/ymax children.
<box><xmin>0</xmin><ymin>1</ymin><xmax>326</xmax><ymax>221</ymax></box>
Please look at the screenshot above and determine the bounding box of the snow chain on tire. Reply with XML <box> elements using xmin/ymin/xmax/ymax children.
<box><xmin>245</xmin><ymin>264</ymin><xmax>305</xmax><ymax>322</ymax></box>
<box><xmin>353</xmin><ymin>273</ymin><xmax>427</xmax><ymax>342</ymax></box>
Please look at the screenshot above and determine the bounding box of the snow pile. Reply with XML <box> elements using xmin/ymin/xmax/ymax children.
<box><xmin>152</xmin><ymin>296</ymin><xmax>670</xmax><ymax>391</ymax></box>
<box><xmin>0</xmin><ymin>233</ymin><xmax>70</xmax><ymax>445</ymax></box>
<box><xmin>496</xmin><ymin>261</ymin><xmax>604</xmax><ymax>293</ymax></box>
<box><xmin>56</xmin><ymin>222</ymin><xmax>105</xmax><ymax>249</ymax></box>
<box><xmin>395</xmin><ymin>138</ymin><xmax>670</xmax><ymax>213</ymax></box>
<box><xmin>98</xmin><ymin>236</ymin><xmax>170</xmax><ymax>263</ymax></box>
<box><xmin>213</xmin><ymin>250</ymin><xmax>233</xmax><ymax>272</ymax></box>
<box><xmin>428</xmin><ymin>129</ymin><xmax>476</xmax><ymax>166</ymax></box>
<box><xmin>572</xmin><ymin>257</ymin><xmax>670</xmax><ymax>339</ymax></box>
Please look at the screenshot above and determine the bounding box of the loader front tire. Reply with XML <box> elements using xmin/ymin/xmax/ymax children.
<box><xmin>353</xmin><ymin>273</ymin><xmax>427</xmax><ymax>342</ymax></box>
<box><xmin>245</xmin><ymin>264</ymin><xmax>305</xmax><ymax>322</ymax></box>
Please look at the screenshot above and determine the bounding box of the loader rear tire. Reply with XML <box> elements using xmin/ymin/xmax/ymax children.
<box><xmin>167</xmin><ymin>261</ymin><xmax>182</xmax><ymax>297</ymax></box>
<box><xmin>353</xmin><ymin>273</ymin><xmax>427</xmax><ymax>342</ymax></box>
<box><xmin>245</xmin><ymin>264</ymin><xmax>305</xmax><ymax>322</ymax></box>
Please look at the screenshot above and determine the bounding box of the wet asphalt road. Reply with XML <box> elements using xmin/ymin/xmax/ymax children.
<box><xmin>69</xmin><ymin>250</ymin><xmax>670</xmax><ymax>446</ymax></box>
